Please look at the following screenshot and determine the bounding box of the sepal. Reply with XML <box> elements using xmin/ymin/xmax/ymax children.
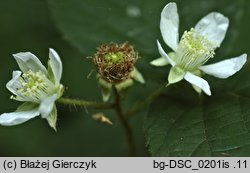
<box><xmin>168</xmin><ymin>66</ymin><xmax>185</xmax><ymax>84</ymax></box>
<box><xmin>46</xmin><ymin>105</ymin><xmax>58</xmax><ymax>131</ymax></box>
<box><xmin>131</xmin><ymin>67</ymin><xmax>145</xmax><ymax>84</ymax></box>
<box><xmin>98</xmin><ymin>76</ymin><xmax>112</xmax><ymax>102</ymax></box>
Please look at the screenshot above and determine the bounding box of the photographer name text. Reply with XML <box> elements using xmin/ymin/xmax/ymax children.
<box><xmin>2</xmin><ymin>159</ymin><xmax>97</xmax><ymax>171</ymax></box>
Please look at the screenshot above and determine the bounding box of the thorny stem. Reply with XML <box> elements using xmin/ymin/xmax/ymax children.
<box><xmin>57</xmin><ymin>84</ymin><xmax>169</xmax><ymax>156</ymax></box>
<box><xmin>57</xmin><ymin>97</ymin><xmax>114</xmax><ymax>109</ymax></box>
<box><xmin>113</xmin><ymin>87</ymin><xmax>136</xmax><ymax>156</ymax></box>
<box><xmin>125</xmin><ymin>84</ymin><xmax>170</xmax><ymax>118</ymax></box>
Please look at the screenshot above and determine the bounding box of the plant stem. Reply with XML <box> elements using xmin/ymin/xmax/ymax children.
<box><xmin>113</xmin><ymin>87</ymin><xmax>136</xmax><ymax>156</ymax></box>
<box><xmin>57</xmin><ymin>97</ymin><xmax>114</xmax><ymax>109</ymax></box>
<box><xmin>125</xmin><ymin>84</ymin><xmax>170</xmax><ymax>118</ymax></box>
<box><xmin>57</xmin><ymin>84</ymin><xmax>170</xmax><ymax>156</ymax></box>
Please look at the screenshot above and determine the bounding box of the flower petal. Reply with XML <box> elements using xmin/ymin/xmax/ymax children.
<box><xmin>49</xmin><ymin>48</ymin><xmax>63</xmax><ymax>86</ymax></box>
<box><xmin>184</xmin><ymin>72</ymin><xmax>211</xmax><ymax>95</ymax></box>
<box><xmin>39</xmin><ymin>94</ymin><xmax>58</xmax><ymax>118</ymax></box>
<box><xmin>199</xmin><ymin>54</ymin><xmax>247</xmax><ymax>78</ymax></box>
<box><xmin>6</xmin><ymin>71</ymin><xmax>22</xmax><ymax>95</ymax></box>
<box><xmin>13</xmin><ymin>52</ymin><xmax>47</xmax><ymax>74</ymax></box>
<box><xmin>0</xmin><ymin>107</ymin><xmax>40</xmax><ymax>126</ymax></box>
<box><xmin>150</xmin><ymin>57</ymin><xmax>169</xmax><ymax>66</ymax></box>
<box><xmin>160</xmin><ymin>2</ymin><xmax>179</xmax><ymax>51</ymax></box>
<box><xmin>157</xmin><ymin>40</ymin><xmax>176</xmax><ymax>66</ymax></box>
<box><xmin>195</xmin><ymin>12</ymin><xmax>229</xmax><ymax>47</ymax></box>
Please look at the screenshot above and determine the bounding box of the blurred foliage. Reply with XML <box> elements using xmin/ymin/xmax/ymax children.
<box><xmin>0</xmin><ymin>0</ymin><xmax>250</xmax><ymax>156</ymax></box>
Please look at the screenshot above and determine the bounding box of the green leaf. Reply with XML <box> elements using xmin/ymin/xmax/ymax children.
<box><xmin>48</xmin><ymin>0</ymin><xmax>164</xmax><ymax>55</ymax></box>
<box><xmin>145</xmin><ymin>68</ymin><xmax>250</xmax><ymax>156</ymax></box>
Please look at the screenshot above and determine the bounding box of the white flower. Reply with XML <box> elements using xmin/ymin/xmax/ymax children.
<box><xmin>0</xmin><ymin>49</ymin><xmax>64</xmax><ymax>130</ymax></box>
<box><xmin>151</xmin><ymin>2</ymin><xmax>247</xmax><ymax>95</ymax></box>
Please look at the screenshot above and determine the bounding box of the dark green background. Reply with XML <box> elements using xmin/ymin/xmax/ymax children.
<box><xmin>0</xmin><ymin>0</ymin><xmax>249</xmax><ymax>156</ymax></box>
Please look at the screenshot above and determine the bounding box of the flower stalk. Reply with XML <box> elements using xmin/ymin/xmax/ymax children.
<box><xmin>113</xmin><ymin>87</ymin><xmax>136</xmax><ymax>156</ymax></box>
<box><xmin>57</xmin><ymin>97</ymin><xmax>114</xmax><ymax>109</ymax></box>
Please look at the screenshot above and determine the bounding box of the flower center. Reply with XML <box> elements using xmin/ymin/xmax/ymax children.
<box><xmin>14</xmin><ymin>70</ymin><xmax>55</xmax><ymax>103</ymax></box>
<box><xmin>93</xmin><ymin>42</ymin><xmax>137</xmax><ymax>83</ymax></box>
<box><xmin>104</xmin><ymin>51</ymin><xmax>125</xmax><ymax>65</ymax></box>
<box><xmin>176</xmin><ymin>28</ymin><xmax>216</xmax><ymax>70</ymax></box>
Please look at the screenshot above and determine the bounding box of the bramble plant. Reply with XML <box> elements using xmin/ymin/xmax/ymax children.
<box><xmin>0</xmin><ymin>1</ymin><xmax>249</xmax><ymax>156</ymax></box>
